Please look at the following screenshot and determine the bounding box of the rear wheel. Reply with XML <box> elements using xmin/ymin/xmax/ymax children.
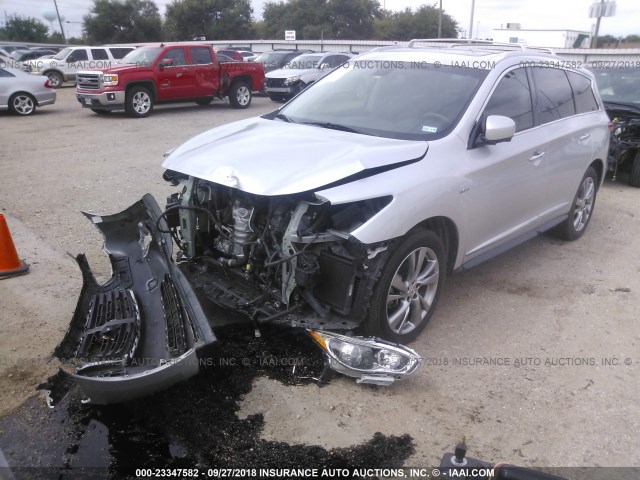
<box><xmin>45</xmin><ymin>71</ymin><xmax>63</xmax><ymax>88</ymax></box>
<box><xmin>125</xmin><ymin>86</ymin><xmax>153</xmax><ymax>118</ymax></box>
<box><xmin>228</xmin><ymin>82</ymin><xmax>251</xmax><ymax>109</ymax></box>
<box><xmin>9</xmin><ymin>93</ymin><xmax>36</xmax><ymax>116</ymax></box>
<box><xmin>629</xmin><ymin>149</ymin><xmax>640</xmax><ymax>187</ymax></box>
<box><xmin>554</xmin><ymin>166</ymin><xmax>598</xmax><ymax>240</ymax></box>
<box><xmin>365</xmin><ymin>230</ymin><xmax>446</xmax><ymax>343</ymax></box>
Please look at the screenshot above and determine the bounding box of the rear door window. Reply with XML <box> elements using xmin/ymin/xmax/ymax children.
<box><xmin>91</xmin><ymin>49</ymin><xmax>109</xmax><ymax>60</ymax></box>
<box><xmin>190</xmin><ymin>47</ymin><xmax>213</xmax><ymax>65</ymax></box>
<box><xmin>67</xmin><ymin>49</ymin><xmax>88</xmax><ymax>62</ymax></box>
<box><xmin>531</xmin><ymin>67</ymin><xmax>576</xmax><ymax>124</ymax></box>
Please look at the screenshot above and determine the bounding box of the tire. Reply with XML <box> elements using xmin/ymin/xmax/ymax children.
<box><xmin>91</xmin><ymin>109</ymin><xmax>111</xmax><ymax>115</ymax></box>
<box><xmin>125</xmin><ymin>86</ymin><xmax>153</xmax><ymax>118</ymax></box>
<box><xmin>365</xmin><ymin>230</ymin><xmax>446</xmax><ymax>343</ymax></box>
<box><xmin>629</xmin><ymin>149</ymin><xmax>640</xmax><ymax>188</ymax></box>
<box><xmin>45</xmin><ymin>71</ymin><xmax>63</xmax><ymax>88</ymax></box>
<box><xmin>195</xmin><ymin>97</ymin><xmax>213</xmax><ymax>106</ymax></box>
<box><xmin>554</xmin><ymin>166</ymin><xmax>598</xmax><ymax>241</ymax></box>
<box><xmin>228</xmin><ymin>82</ymin><xmax>251</xmax><ymax>109</ymax></box>
<box><xmin>8</xmin><ymin>93</ymin><xmax>36</xmax><ymax>116</ymax></box>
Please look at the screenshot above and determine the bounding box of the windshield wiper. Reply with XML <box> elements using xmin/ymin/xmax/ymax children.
<box><xmin>274</xmin><ymin>113</ymin><xmax>293</xmax><ymax>123</ymax></box>
<box><xmin>301</xmin><ymin>121</ymin><xmax>361</xmax><ymax>133</ymax></box>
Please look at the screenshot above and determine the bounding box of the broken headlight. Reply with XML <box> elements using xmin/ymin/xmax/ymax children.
<box><xmin>308</xmin><ymin>330</ymin><xmax>422</xmax><ymax>386</ymax></box>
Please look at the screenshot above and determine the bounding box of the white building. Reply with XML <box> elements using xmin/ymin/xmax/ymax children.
<box><xmin>492</xmin><ymin>26</ymin><xmax>592</xmax><ymax>48</ymax></box>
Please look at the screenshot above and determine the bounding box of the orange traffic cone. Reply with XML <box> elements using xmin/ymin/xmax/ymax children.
<box><xmin>0</xmin><ymin>213</ymin><xmax>29</xmax><ymax>279</ymax></box>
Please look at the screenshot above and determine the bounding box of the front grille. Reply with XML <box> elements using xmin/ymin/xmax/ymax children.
<box><xmin>77</xmin><ymin>73</ymin><xmax>100</xmax><ymax>90</ymax></box>
<box><xmin>75</xmin><ymin>288</ymin><xmax>140</xmax><ymax>363</ymax></box>
<box><xmin>265</xmin><ymin>78</ymin><xmax>286</xmax><ymax>88</ymax></box>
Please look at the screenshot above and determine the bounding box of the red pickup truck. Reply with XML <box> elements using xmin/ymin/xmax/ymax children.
<box><xmin>75</xmin><ymin>44</ymin><xmax>264</xmax><ymax>118</ymax></box>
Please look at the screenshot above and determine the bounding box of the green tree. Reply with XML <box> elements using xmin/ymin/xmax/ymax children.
<box><xmin>262</xmin><ymin>0</ymin><xmax>380</xmax><ymax>40</ymax></box>
<box><xmin>83</xmin><ymin>0</ymin><xmax>162</xmax><ymax>44</ymax></box>
<box><xmin>624</xmin><ymin>34</ymin><xmax>640</xmax><ymax>43</ymax></box>
<box><xmin>373</xmin><ymin>5</ymin><xmax>458</xmax><ymax>41</ymax></box>
<box><xmin>596</xmin><ymin>34</ymin><xmax>618</xmax><ymax>47</ymax></box>
<box><xmin>0</xmin><ymin>15</ymin><xmax>50</xmax><ymax>42</ymax></box>
<box><xmin>164</xmin><ymin>0</ymin><xmax>253</xmax><ymax>41</ymax></box>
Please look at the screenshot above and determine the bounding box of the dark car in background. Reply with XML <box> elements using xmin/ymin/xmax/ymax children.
<box><xmin>591</xmin><ymin>67</ymin><xmax>640</xmax><ymax>186</ymax></box>
<box><xmin>11</xmin><ymin>49</ymin><xmax>57</xmax><ymax>62</ymax></box>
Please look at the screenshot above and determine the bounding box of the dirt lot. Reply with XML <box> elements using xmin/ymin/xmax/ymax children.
<box><xmin>1</xmin><ymin>87</ymin><xmax>639</xmax><ymax>469</ymax></box>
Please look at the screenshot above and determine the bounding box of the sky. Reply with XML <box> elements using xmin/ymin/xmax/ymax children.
<box><xmin>1</xmin><ymin>0</ymin><xmax>638</xmax><ymax>40</ymax></box>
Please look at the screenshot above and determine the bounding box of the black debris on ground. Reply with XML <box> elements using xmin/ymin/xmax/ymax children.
<box><xmin>0</xmin><ymin>324</ymin><xmax>415</xmax><ymax>480</ymax></box>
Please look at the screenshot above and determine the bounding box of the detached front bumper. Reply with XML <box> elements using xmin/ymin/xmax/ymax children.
<box><xmin>76</xmin><ymin>90</ymin><xmax>125</xmax><ymax>110</ymax></box>
<box><xmin>52</xmin><ymin>195</ymin><xmax>217</xmax><ymax>405</ymax></box>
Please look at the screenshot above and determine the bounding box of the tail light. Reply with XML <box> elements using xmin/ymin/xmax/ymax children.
<box><xmin>44</xmin><ymin>79</ymin><xmax>52</xmax><ymax>88</ymax></box>
<box><xmin>608</xmin><ymin>122</ymin><xmax>614</xmax><ymax>132</ymax></box>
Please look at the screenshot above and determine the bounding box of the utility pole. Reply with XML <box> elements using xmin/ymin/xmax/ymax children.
<box><xmin>468</xmin><ymin>0</ymin><xmax>475</xmax><ymax>42</ymax></box>
<box><xmin>591</xmin><ymin>0</ymin><xmax>604</xmax><ymax>48</ymax></box>
<box><xmin>53</xmin><ymin>0</ymin><xmax>67</xmax><ymax>44</ymax></box>
<box><xmin>438</xmin><ymin>0</ymin><xmax>442</xmax><ymax>38</ymax></box>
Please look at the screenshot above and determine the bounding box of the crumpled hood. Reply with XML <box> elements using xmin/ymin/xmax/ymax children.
<box><xmin>162</xmin><ymin>117</ymin><xmax>428</xmax><ymax>195</ymax></box>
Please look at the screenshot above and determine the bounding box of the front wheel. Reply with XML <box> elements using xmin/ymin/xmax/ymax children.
<box><xmin>365</xmin><ymin>230</ymin><xmax>446</xmax><ymax>343</ymax></box>
<box><xmin>554</xmin><ymin>166</ymin><xmax>598</xmax><ymax>240</ymax></box>
<box><xmin>228</xmin><ymin>82</ymin><xmax>251</xmax><ymax>109</ymax></box>
<box><xmin>9</xmin><ymin>93</ymin><xmax>36</xmax><ymax>116</ymax></box>
<box><xmin>125</xmin><ymin>86</ymin><xmax>154</xmax><ymax>118</ymax></box>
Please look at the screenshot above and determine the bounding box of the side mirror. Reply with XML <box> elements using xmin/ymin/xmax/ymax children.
<box><xmin>481</xmin><ymin>115</ymin><xmax>516</xmax><ymax>144</ymax></box>
<box><xmin>159</xmin><ymin>58</ymin><xmax>174</xmax><ymax>68</ymax></box>
<box><xmin>319</xmin><ymin>62</ymin><xmax>330</xmax><ymax>69</ymax></box>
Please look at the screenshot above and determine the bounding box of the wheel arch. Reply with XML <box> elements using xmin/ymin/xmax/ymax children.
<box><xmin>589</xmin><ymin>158</ymin><xmax>605</xmax><ymax>189</ymax></box>
<box><xmin>125</xmin><ymin>81</ymin><xmax>157</xmax><ymax>101</ymax></box>
<box><xmin>409</xmin><ymin>216</ymin><xmax>459</xmax><ymax>273</ymax></box>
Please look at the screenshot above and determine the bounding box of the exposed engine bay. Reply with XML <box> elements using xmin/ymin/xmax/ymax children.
<box><xmin>162</xmin><ymin>172</ymin><xmax>393</xmax><ymax>330</ymax></box>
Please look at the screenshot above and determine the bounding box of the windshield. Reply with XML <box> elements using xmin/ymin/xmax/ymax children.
<box><xmin>120</xmin><ymin>47</ymin><xmax>163</xmax><ymax>66</ymax></box>
<box><xmin>591</xmin><ymin>68</ymin><xmax>640</xmax><ymax>106</ymax></box>
<box><xmin>284</xmin><ymin>54</ymin><xmax>323</xmax><ymax>70</ymax></box>
<box><xmin>275</xmin><ymin>58</ymin><xmax>488</xmax><ymax>141</ymax></box>
<box><xmin>54</xmin><ymin>48</ymin><xmax>72</xmax><ymax>60</ymax></box>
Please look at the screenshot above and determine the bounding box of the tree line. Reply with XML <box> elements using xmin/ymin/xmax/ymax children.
<box><xmin>0</xmin><ymin>0</ymin><xmax>458</xmax><ymax>45</ymax></box>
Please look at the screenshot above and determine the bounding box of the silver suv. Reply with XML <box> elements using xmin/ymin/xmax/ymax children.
<box><xmin>57</xmin><ymin>41</ymin><xmax>609</xmax><ymax>404</ymax></box>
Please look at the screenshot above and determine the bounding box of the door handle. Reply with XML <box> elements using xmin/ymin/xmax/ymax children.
<box><xmin>579</xmin><ymin>133</ymin><xmax>591</xmax><ymax>141</ymax></box>
<box><xmin>176</xmin><ymin>72</ymin><xmax>182</xmax><ymax>78</ymax></box>
<box><xmin>529</xmin><ymin>151</ymin><xmax>545</xmax><ymax>162</ymax></box>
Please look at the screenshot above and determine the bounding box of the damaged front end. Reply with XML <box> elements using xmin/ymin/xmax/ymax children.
<box><xmin>51</xmin><ymin>172</ymin><xmax>423</xmax><ymax>405</ymax></box>
<box><xmin>50</xmin><ymin>195</ymin><xmax>216</xmax><ymax>405</ymax></box>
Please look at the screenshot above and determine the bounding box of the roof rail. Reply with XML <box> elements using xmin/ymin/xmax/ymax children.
<box><xmin>407</xmin><ymin>38</ymin><xmax>554</xmax><ymax>54</ymax></box>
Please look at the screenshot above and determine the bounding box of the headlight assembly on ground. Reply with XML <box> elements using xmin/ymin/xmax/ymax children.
<box><xmin>308</xmin><ymin>330</ymin><xmax>421</xmax><ymax>385</ymax></box>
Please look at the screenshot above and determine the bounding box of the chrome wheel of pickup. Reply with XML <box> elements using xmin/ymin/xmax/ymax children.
<box><xmin>125</xmin><ymin>86</ymin><xmax>154</xmax><ymax>118</ymax></box>
<box><xmin>229</xmin><ymin>82</ymin><xmax>251</xmax><ymax>109</ymax></box>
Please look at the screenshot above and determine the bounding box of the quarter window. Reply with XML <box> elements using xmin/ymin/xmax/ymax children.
<box><xmin>567</xmin><ymin>71</ymin><xmax>599</xmax><ymax>114</ymax></box>
<box><xmin>483</xmin><ymin>68</ymin><xmax>534</xmax><ymax>132</ymax></box>
<box><xmin>109</xmin><ymin>48</ymin><xmax>133</xmax><ymax>59</ymax></box>
<box><xmin>531</xmin><ymin>67</ymin><xmax>575</xmax><ymax>124</ymax></box>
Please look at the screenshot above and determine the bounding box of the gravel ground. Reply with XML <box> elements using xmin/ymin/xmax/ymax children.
<box><xmin>0</xmin><ymin>87</ymin><xmax>638</xmax><ymax>470</ymax></box>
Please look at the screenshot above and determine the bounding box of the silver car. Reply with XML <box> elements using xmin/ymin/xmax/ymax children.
<box><xmin>0</xmin><ymin>65</ymin><xmax>56</xmax><ymax>115</ymax></box>
<box><xmin>55</xmin><ymin>42</ymin><xmax>609</xmax><ymax>404</ymax></box>
<box><xmin>264</xmin><ymin>51</ymin><xmax>354</xmax><ymax>101</ymax></box>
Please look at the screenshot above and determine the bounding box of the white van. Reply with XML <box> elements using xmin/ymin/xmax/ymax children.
<box><xmin>26</xmin><ymin>46</ymin><xmax>134</xmax><ymax>87</ymax></box>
